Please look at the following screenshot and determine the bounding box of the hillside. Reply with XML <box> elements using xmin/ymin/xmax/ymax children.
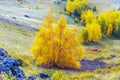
<box><xmin>0</xmin><ymin>0</ymin><xmax>120</xmax><ymax>80</ymax></box>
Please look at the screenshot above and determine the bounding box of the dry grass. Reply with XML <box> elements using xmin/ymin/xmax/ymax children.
<box><xmin>0</xmin><ymin>22</ymin><xmax>120</xmax><ymax>79</ymax></box>
<box><xmin>0</xmin><ymin>22</ymin><xmax>34</xmax><ymax>55</ymax></box>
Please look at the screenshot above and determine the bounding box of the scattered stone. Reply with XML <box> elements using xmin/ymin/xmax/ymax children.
<box><xmin>24</xmin><ymin>15</ymin><xmax>30</xmax><ymax>18</ymax></box>
<box><xmin>0</xmin><ymin>48</ymin><xmax>8</xmax><ymax>57</ymax></box>
<box><xmin>12</xmin><ymin>17</ymin><xmax>16</xmax><ymax>19</ymax></box>
<box><xmin>106</xmin><ymin>54</ymin><xmax>116</xmax><ymax>60</ymax></box>
<box><xmin>90</xmin><ymin>48</ymin><xmax>101</xmax><ymax>52</ymax></box>
<box><xmin>39</xmin><ymin>73</ymin><xmax>50</xmax><ymax>79</ymax></box>
<box><xmin>110</xmin><ymin>54</ymin><xmax>116</xmax><ymax>58</ymax></box>
<box><xmin>28</xmin><ymin>75</ymin><xmax>36</xmax><ymax>80</ymax></box>
<box><xmin>17</xmin><ymin>59</ymin><xmax>23</xmax><ymax>66</ymax></box>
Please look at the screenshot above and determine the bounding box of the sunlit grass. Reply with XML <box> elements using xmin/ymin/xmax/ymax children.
<box><xmin>0</xmin><ymin>22</ymin><xmax>38</xmax><ymax>76</ymax></box>
<box><xmin>0</xmin><ymin>22</ymin><xmax>34</xmax><ymax>55</ymax></box>
<box><xmin>0</xmin><ymin>22</ymin><xmax>120</xmax><ymax>79</ymax></box>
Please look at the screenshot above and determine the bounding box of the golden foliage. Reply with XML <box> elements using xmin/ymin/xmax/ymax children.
<box><xmin>81</xmin><ymin>10</ymin><xmax>120</xmax><ymax>38</ymax></box>
<box><xmin>98</xmin><ymin>10</ymin><xmax>120</xmax><ymax>37</ymax></box>
<box><xmin>66</xmin><ymin>0</ymin><xmax>88</xmax><ymax>13</ymax></box>
<box><xmin>79</xmin><ymin>28</ymin><xmax>88</xmax><ymax>43</ymax></box>
<box><xmin>80</xmin><ymin>21</ymin><xmax>102</xmax><ymax>43</ymax></box>
<box><xmin>41</xmin><ymin>13</ymin><xmax>56</xmax><ymax>28</ymax></box>
<box><xmin>66</xmin><ymin>0</ymin><xmax>76</xmax><ymax>13</ymax></box>
<box><xmin>81</xmin><ymin>10</ymin><xmax>96</xmax><ymax>24</ymax></box>
<box><xmin>32</xmin><ymin>14</ymin><xmax>84</xmax><ymax>69</ymax></box>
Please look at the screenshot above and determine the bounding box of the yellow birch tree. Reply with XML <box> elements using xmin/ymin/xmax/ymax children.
<box><xmin>80</xmin><ymin>21</ymin><xmax>102</xmax><ymax>43</ymax></box>
<box><xmin>32</xmin><ymin>14</ymin><xmax>84</xmax><ymax>69</ymax></box>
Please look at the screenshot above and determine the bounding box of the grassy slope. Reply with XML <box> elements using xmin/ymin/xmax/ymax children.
<box><xmin>0</xmin><ymin>22</ymin><xmax>34</xmax><ymax>55</ymax></box>
<box><xmin>0</xmin><ymin>22</ymin><xmax>40</xmax><ymax>76</ymax></box>
<box><xmin>83</xmin><ymin>38</ymin><xmax>120</xmax><ymax>64</ymax></box>
<box><xmin>0</xmin><ymin>22</ymin><xmax>120</xmax><ymax>79</ymax></box>
<box><xmin>0</xmin><ymin>0</ymin><xmax>120</xmax><ymax>79</ymax></box>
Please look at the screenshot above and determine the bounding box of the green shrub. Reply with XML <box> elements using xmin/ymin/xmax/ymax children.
<box><xmin>51</xmin><ymin>71</ymin><xmax>70</xmax><ymax>80</ymax></box>
<box><xmin>35</xmin><ymin>3</ymin><xmax>39</xmax><ymax>10</ymax></box>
